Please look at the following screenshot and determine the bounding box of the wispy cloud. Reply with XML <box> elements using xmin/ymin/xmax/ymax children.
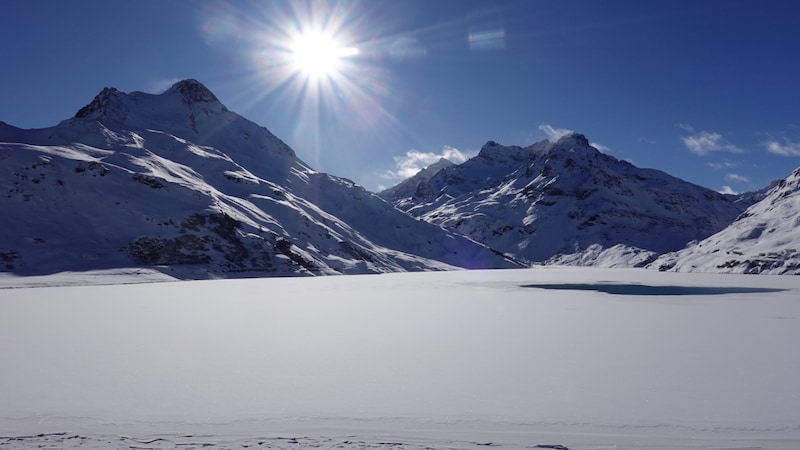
<box><xmin>719</xmin><ymin>186</ymin><xmax>737</xmax><ymax>195</ymax></box>
<box><xmin>638</xmin><ymin>136</ymin><xmax>657</xmax><ymax>145</ymax></box>
<box><xmin>147</xmin><ymin>77</ymin><xmax>185</xmax><ymax>94</ymax></box>
<box><xmin>725</xmin><ymin>173</ymin><xmax>749</xmax><ymax>183</ymax></box>
<box><xmin>680</xmin><ymin>130</ymin><xmax>743</xmax><ymax>155</ymax></box>
<box><xmin>763</xmin><ymin>138</ymin><xmax>800</xmax><ymax>156</ymax></box>
<box><xmin>539</xmin><ymin>123</ymin><xmax>610</xmax><ymax>153</ymax></box>
<box><xmin>708</xmin><ymin>161</ymin><xmax>736</xmax><ymax>170</ymax></box>
<box><xmin>590</xmin><ymin>142</ymin><xmax>612</xmax><ymax>153</ymax></box>
<box><xmin>539</xmin><ymin>123</ymin><xmax>573</xmax><ymax>141</ymax></box>
<box><xmin>676</xmin><ymin>123</ymin><xmax>695</xmax><ymax>133</ymax></box>
<box><xmin>384</xmin><ymin>145</ymin><xmax>470</xmax><ymax>180</ymax></box>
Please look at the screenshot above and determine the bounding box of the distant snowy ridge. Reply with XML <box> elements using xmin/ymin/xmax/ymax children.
<box><xmin>651</xmin><ymin>167</ymin><xmax>800</xmax><ymax>274</ymax></box>
<box><xmin>381</xmin><ymin>133</ymin><xmax>750</xmax><ymax>267</ymax></box>
<box><xmin>380</xmin><ymin>157</ymin><xmax>454</xmax><ymax>200</ymax></box>
<box><xmin>0</xmin><ymin>79</ymin><xmax>518</xmax><ymax>278</ymax></box>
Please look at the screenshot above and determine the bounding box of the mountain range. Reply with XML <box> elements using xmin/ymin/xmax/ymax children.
<box><xmin>380</xmin><ymin>135</ymin><xmax>754</xmax><ymax>267</ymax></box>
<box><xmin>0</xmin><ymin>79</ymin><xmax>518</xmax><ymax>278</ymax></box>
<box><xmin>652</xmin><ymin>167</ymin><xmax>800</xmax><ymax>274</ymax></box>
<box><xmin>2</xmin><ymin>79</ymin><xmax>798</xmax><ymax>277</ymax></box>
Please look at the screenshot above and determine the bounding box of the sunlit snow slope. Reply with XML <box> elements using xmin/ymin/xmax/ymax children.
<box><xmin>653</xmin><ymin>167</ymin><xmax>800</xmax><ymax>274</ymax></box>
<box><xmin>381</xmin><ymin>134</ymin><xmax>748</xmax><ymax>267</ymax></box>
<box><xmin>0</xmin><ymin>80</ymin><xmax>517</xmax><ymax>277</ymax></box>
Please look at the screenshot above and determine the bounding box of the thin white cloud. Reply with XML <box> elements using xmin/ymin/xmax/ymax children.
<box><xmin>680</xmin><ymin>130</ymin><xmax>743</xmax><ymax>155</ymax></box>
<box><xmin>538</xmin><ymin>123</ymin><xmax>573</xmax><ymax>141</ymax></box>
<box><xmin>539</xmin><ymin>123</ymin><xmax>610</xmax><ymax>153</ymax></box>
<box><xmin>719</xmin><ymin>185</ymin><xmax>737</xmax><ymax>195</ymax></box>
<box><xmin>638</xmin><ymin>137</ymin><xmax>657</xmax><ymax>145</ymax></box>
<box><xmin>708</xmin><ymin>161</ymin><xmax>736</xmax><ymax>170</ymax></box>
<box><xmin>763</xmin><ymin>138</ymin><xmax>800</xmax><ymax>157</ymax></box>
<box><xmin>148</xmin><ymin>77</ymin><xmax>185</xmax><ymax>94</ymax></box>
<box><xmin>725</xmin><ymin>173</ymin><xmax>749</xmax><ymax>183</ymax></box>
<box><xmin>676</xmin><ymin>123</ymin><xmax>695</xmax><ymax>133</ymax></box>
<box><xmin>590</xmin><ymin>142</ymin><xmax>612</xmax><ymax>154</ymax></box>
<box><xmin>384</xmin><ymin>145</ymin><xmax>470</xmax><ymax>180</ymax></box>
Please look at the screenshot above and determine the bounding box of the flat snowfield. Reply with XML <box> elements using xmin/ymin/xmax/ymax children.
<box><xmin>1</xmin><ymin>268</ymin><xmax>799</xmax><ymax>449</ymax></box>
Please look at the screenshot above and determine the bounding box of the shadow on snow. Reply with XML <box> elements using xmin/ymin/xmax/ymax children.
<box><xmin>521</xmin><ymin>283</ymin><xmax>789</xmax><ymax>296</ymax></box>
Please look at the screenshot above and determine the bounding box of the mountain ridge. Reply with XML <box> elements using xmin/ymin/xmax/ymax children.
<box><xmin>0</xmin><ymin>79</ymin><xmax>519</xmax><ymax>278</ymax></box>
<box><xmin>381</xmin><ymin>133</ymin><xmax>751</xmax><ymax>266</ymax></box>
<box><xmin>651</xmin><ymin>167</ymin><xmax>800</xmax><ymax>274</ymax></box>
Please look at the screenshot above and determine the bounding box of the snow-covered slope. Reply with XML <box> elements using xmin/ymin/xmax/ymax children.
<box><xmin>381</xmin><ymin>133</ymin><xmax>747</xmax><ymax>266</ymax></box>
<box><xmin>652</xmin><ymin>167</ymin><xmax>800</xmax><ymax>274</ymax></box>
<box><xmin>379</xmin><ymin>157</ymin><xmax>454</xmax><ymax>200</ymax></box>
<box><xmin>3</xmin><ymin>268</ymin><xmax>800</xmax><ymax>448</ymax></box>
<box><xmin>0</xmin><ymin>79</ymin><xmax>517</xmax><ymax>277</ymax></box>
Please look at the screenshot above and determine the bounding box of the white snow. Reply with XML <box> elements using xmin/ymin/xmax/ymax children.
<box><xmin>0</xmin><ymin>80</ymin><xmax>517</xmax><ymax>277</ymax></box>
<box><xmin>382</xmin><ymin>134</ymin><xmax>746</xmax><ymax>266</ymax></box>
<box><xmin>654</xmin><ymin>167</ymin><xmax>800</xmax><ymax>274</ymax></box>
<box><xmin>2</xmin><ymin>267</ymin><xmax>799</xmax><ymax>449</ymax></box>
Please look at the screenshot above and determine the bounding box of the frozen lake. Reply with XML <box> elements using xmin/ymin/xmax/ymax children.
<box><xmin>2</xmin><ymin>267</ymin><xmax>799</xmax><ymax>449</ymax></box>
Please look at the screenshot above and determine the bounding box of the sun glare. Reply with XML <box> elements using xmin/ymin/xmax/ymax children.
<box><xmin>226</xmin><ymin>1</ymin><xmax>409</xmax><ymax>169</ymax></box>
<box><xmin>291</xmin><ymin>32</ymin><xmax>359</xmax><ymax>79</ymax></box>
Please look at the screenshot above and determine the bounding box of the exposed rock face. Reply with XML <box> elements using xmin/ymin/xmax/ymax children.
<box><xmin>165</xmin><ymin>78</ymin><xmax>223</xmax><ymax>105</ymax></box>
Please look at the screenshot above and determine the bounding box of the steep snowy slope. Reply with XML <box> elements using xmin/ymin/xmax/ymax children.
<box><xmin>381</xmin><ymin>133</ymin><xmax>747</xmax><ymax>266</ymax></box>
<box><xmin>0</xmin><ymin>80</ymin><xmax>517</xmax><ymax>277</ymax></box>
<box><xmin>379</xmin><ymin>157</ymin><xmax>454</xmax><ymax>200</ymax></box>
<box><xmin>652</xmin><ymin>167</ymin><xmax>800</xmax><ymax>274</ymax></box>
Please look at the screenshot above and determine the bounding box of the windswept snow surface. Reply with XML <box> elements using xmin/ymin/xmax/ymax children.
<box><xmin>2</xmin><ymin>268</ymin><xmax>800</xmax><ymax>449</ymax></box>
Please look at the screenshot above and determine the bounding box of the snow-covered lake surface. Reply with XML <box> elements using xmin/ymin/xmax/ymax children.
<box><xmin>2</xmin><ymin>267</ymin><xmax>799</xmax><ymax>449</ymax></box>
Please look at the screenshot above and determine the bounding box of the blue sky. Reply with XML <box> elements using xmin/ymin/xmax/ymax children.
<box><xmin>2</xmin><ymin>0</ymin><xmax>799</xmax><ymax>193</ymax></box>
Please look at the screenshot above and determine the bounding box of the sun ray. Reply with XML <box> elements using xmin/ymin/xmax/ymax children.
<box><xmin>198</xmin><ymin>0</ymin><xmax>463</xmax><ymax>178</ymax></box>
<box><xmin>290</xmin><ymin>32</ymin><xmax>359</xmax><ymax>80</ymax></box>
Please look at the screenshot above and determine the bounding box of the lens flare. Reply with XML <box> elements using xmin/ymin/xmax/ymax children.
<box><xmin>197</xmin><ymin>1</ymin><xmax>434</xmax><ymax>177</ymax></box>
<box><xmin>291</xmin><ymin>32</ymin><xmax>359</xmax><ymax>79</ymax></box>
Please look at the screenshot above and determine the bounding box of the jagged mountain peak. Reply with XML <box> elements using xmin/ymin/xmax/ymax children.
<box><xmin>379</xmin><ymin>157</ymin><xmax>455</xmax><ymax>200</ymax></box>
<box><xmin>382</xmin><ymin>132</ymin><xmax>749</xmax><ymax>266</ymax></box>
<box><xmin>164</xmin><ymin>79</ymin><xmax>223</xmax><ymax>106</ymax></box>
<box><xmin>1</xmin><ymin>79</ymin><xmax>518</xmax><ymax>278</ymax></box>
<box><xmin>72</xmin><ymin>79</ymin><xmax>228</xmax><ymax>127</ymax></box>
<box><xmin>476</xmin><ymin>134</ymin><xmax>598</xmax><ymax>165</ymax></box>
<box><xmin>74</xmin><ymin>87</ymin><xmax>126</xmax><ymax>120</ymax></box>
<box><xmin>554</xmin><ymin>132</ymin><xmax>590</xmax><ymax>147</ymax></box>
<box><xmin>427</xmin><ymin>157</ymin><xmax>454</xmax><ymax>171</ymax></box>
<box><xmin>476</xmin><ymin>140</ymin><xmax>527</xmax><ymax>165</ymax></box>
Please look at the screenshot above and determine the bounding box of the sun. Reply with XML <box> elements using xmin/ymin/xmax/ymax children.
<box><xmin>290</xmin><ymin>32</ymin><xmax>359</xmax><ymax>79</ymax></box>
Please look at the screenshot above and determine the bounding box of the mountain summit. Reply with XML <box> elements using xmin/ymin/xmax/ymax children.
<box><xmin>163</xmin><ymin>79</ymin><xmax>223</xmax><ymax>105</ymax></box>
<box><xmin>0</xmin><ymin>80</ymin><xmax>518</xmax><ymax>277</ymax></box>
<box><xmin>381</xmin><ymin>135</ymin><xmax>749</xmax><ymax>267</ymax></box>
<box><xmin>76</xmin><ymin>79</ymin><xmax>224</xmax><ymax>122</ymax></box>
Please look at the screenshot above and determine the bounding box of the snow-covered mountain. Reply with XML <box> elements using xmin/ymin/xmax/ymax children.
<box><xmin>380</xmin><ymin>133</ymin><xmax>749</xmax><ymax>266</ymax></box>
<box><xmin>0</xmin><ymin>79</ymin><xmax>518</xmax><ymax>277</ymax></box>
<box><xmin>380</xmin><ymin>157</ymin><xmax>454</xmax><ymax>200</ymax></box>
<box><xmin>651</xmin><ymin>167</ymin><xmax>800</xmax><ymax>274</ymax></box>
